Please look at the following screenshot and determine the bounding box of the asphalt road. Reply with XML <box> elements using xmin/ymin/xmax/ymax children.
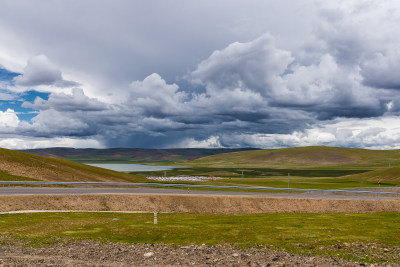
<box><xmin>0</xmin><ymin>186</ymin><xmax>396</xmax><ymax>200</ymax></box>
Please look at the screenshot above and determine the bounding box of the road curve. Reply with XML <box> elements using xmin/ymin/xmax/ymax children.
<box><xmin>0</xmin><ymin>186</ymin><xmax>396</xmax><ymax>200</ymax></box>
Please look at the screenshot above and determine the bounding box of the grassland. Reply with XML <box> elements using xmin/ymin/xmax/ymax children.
<box><xmin>0</xmin><ymin>148</ymin><xmax>143</xmax><ymax>182</ymax></box>
<box><xmin>344</xmin><ymin>166</ymin><xmax>400</xmax><ymax>183</ymax></box>
<box><xmin>132</xmin><ymin>166</ymin><xmax>398</xmax><ymax>189</ymax></box>
<box><xmin>214</xmin><ymin>177</ymin><xmax>394</xmax><ymax>189</ymax></box>
<box><xmin>4</xmin><ymin>145</ymin><xmax>400</xmax><ymax>188</ymax></box>
<box><xmin>187</xmin><ymin>146</ymin><xmax>400</xmax><ymax>169</ymax></box>
<box><xmin>0</xmin><ymin>212</ymin><xmax>398</xmax><ymax>263</ymax></box>
<box><xmin>135</xmin><ymin>167</ymin><xmax>369</xmax><ymax>178</ymax></box>
<box><xmin>139</xmin><ymin>146</ymin><xmax>399</xmax><ymax>188</ymax></box>
<box><xmin>0</xmin><ymin>171</ymin><xmax>38</xmax><ymax>181</ymax></box>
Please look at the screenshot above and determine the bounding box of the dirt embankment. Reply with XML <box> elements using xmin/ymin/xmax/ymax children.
<box><xmin>0</xmin><ymin>194</ymin><xmax>399</xmax><ymax>213</ymax></box>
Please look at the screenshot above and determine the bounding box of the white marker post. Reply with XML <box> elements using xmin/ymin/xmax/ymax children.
<box><xmin>154</xmin><ymin>212</ymin><xmax>157</xmax><ymax>224</ymax></box>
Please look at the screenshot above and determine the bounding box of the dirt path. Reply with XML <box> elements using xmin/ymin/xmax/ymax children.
<box><xmin>1</xmin><ymin>238</ymin><xmax>395</xmax><ymax>267</ymax></box>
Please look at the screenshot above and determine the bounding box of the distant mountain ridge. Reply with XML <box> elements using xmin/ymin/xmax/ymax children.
<box><xmin>21</xmin><ymin>147</ymin><xmax>259</xmax><ymax>163</ymax></box>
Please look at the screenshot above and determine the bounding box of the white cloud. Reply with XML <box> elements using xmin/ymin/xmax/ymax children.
<box><xmin>25</xmin><ymin>109</ymin><xmax>92</xmax><ymax>137</ymax></box>
<box><xmin>179</xmin><ymin>136</ymin><xmax>223</xmax><ymax>148</ymax></box>
<box><xmin>0</xmin><ymin>137</ymin><xmax>103</xmax><ymax>150</ymax></box>
<box><xmin>128</xmin><ymin>73</ymin><xmax>188</xmax><ymax>116</ymax></box>
<box><xmin>14</xmin><ymin>55</ymin><xmax>62</xmax><ymax>86</ymax></box>
<box><xmin>191</xmin><ymin>34</ymin><xmax>293</xmax><ymax>96</ymax></box>
<box><xmin>0</xmin><ymin>0</ymin><xmax>319</xmax><ymax>99</ymax></box>
<box><xmin>22</xmin><ymin>88</ymin><xmax>106</xmax><ymax>112</ymax></box>
<box><xmin>11</xmin><ymin>54</ymin><xmax>79</xmax><ymax>93</ymax></box>
<box><xmin>221</xmin><ymin>116</ymin><xmax>400</xmax><ymax>150</ymax></box>
<box><xmin>0</xmin><ymin>109</ymin><xmax>19</xmax><ymax>128</ymax></box>
<box><xmin>0</xmin><ymin>90</ymin><xmax>17</xmax><ymax>101</ymax></box>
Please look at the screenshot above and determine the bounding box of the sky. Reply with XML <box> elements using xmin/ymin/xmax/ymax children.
<box><xmin>1</xmin><ymin>0</ymin><xmax>400</xmax><ymax>149</ymax></box>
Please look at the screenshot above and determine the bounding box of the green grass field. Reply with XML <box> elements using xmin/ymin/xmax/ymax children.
<box><xmin>129</xmin><ymin>146</ymin><xmax>400</xmax><ymax>188</ymax></box>
<box><xmin>215</xmin><ymin>177</ymin><xmax>395</xmax><ymax>189</ymax></box>
<box><xmin>132</xmin><ymin>166</ymin><xmax>398</xmax><ymax>189</ymax></box>
<box><xmin>2</xmin><ymin>146</ymin><xmax>399</xmax><ymax>189</ymax></box>
<box><xmin>134</xmin><ymin>167</ymin><xmax>369</xmax><ymax>178</ymax></box>
<box><xmin>0</xmin><ymin>212</ymin><xmax>399</xmax><ymax>263</ymax></box>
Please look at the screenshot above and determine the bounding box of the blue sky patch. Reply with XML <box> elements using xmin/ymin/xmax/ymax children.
<box><xmin>0</xmin><ymin>90</ymin><xmax>49</xmax><ymax>122</ymax></box>
<box><xmin>0</xmin><ymin>67</ymin><xmax>20</xmax><ymax>83</ymax></box>
<box><xmin>0</xmin><ymin>67</ymin><xmax>50</xmax><ymax>122</ymax></box>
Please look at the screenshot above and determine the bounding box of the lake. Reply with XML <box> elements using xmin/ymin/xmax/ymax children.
<box><xmin>85</xmin><ymin>163</ymin><xmax>187</xmax><ymax>172</ymax></box>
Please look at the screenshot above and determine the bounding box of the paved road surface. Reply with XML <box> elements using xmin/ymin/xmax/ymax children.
<box><xmin>0</xmin><ymin>186</ymin><xmax>396</xmax><ymax>200</ymax></box>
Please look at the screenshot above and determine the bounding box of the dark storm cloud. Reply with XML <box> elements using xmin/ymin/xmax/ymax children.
<box><xmin>10</xmin><ymin>30</ymin><xmax>397</xmax><ymax>148</ymax></box>
<box><xmin>361</xmin><ymin>52</ymin><xmax>400</xmax><ymax>90</ymax></box>
<box><xmin>2</xmin><ymin>1</ymin><xmax>400</xmax><ymax>149</ymax></box>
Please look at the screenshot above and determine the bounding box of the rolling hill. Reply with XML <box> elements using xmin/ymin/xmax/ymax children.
<box><xmin>21</xmin><ymin>147</ymin><xmax>259</xmax><ymax>163</ymax></box>
<box><xmin>0</xmin><ymin>148</ymin><xmax>144</xmax><ymax>182</ymax></box>
<box><xmin>343</xmin><ymin>166</ymin><xmax>400</xmax><ymax>183</ymax></box>
<box><xmin>187</xmin><ymin>146</ymin><xmax>400</xmax><ymax>169</ymax></box>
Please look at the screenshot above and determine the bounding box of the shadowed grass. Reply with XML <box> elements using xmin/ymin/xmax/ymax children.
<box><xmin>0</xmin><ymin>171</ymin><xmax>38</xmax><ymax>181</ymax></box>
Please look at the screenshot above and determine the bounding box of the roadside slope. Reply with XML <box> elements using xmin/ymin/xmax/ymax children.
<box><xmin>188</xmin><ymin>146</ymin><xmax>400</xmax><ymax>169</ymax></box>
<box><xmin>0</xmin><ymin>194</ymin><xmax>399</xmax><ymax>213</ymax></box>
<box><xmin>0</xmin><ymin>148</ymin><xmax>143</xmax><ymax>182</ymax></box>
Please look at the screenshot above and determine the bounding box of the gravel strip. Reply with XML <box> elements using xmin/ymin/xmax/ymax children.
<box><xmin>0</xmin><ymin>238</ymin><xmax>398</xmax><ymax>266</ymax></box>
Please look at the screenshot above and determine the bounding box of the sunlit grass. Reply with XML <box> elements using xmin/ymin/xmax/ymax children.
<box><xmin>0</xmin><ymin>212</ymin><xmax>399</xmax><ymax>263</ymax></box>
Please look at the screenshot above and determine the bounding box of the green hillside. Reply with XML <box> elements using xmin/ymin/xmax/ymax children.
<box><xmin>343</xmin><ymin>166</ymin><xmax>400</xmax><ymax>182</ymax></box>
<box><xmin>187</xmin><ymin>146</ymin><xmax>400</xmax><ymax>169</ymax></box>
<box><xmin>0</xmin><ymin>148</ymin><xmax>144</xmax><ymax>182</ymax></box>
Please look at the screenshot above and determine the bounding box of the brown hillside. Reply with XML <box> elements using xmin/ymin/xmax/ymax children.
<box><xmin>0</xmin><ymin>148</ymin><xmax>143</xmax><ymax>182</ymax></box>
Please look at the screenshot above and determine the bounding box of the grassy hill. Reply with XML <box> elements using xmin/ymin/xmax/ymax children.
<box><xmin>21</xmin><ymin>147</ymin><xmax>259</xmax><ymax>163</ymax></box>
<box><xmin>0</xmin><ymin>148</ymin><xmax>144</xmax><ymax>182</ymax></box>
<box><xmin>187</xmin><ymin>146</ymin><xmax>400</xmax><ymax>169</ymax></box>
<box><xmin>342</xmin><ymin>166</ymin><xmax>400</xmax><ymax>183</ymax></box>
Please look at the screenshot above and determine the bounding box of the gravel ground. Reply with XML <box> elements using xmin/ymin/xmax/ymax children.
<box><xmin>0</xmin><ymin>239</ymin><xmax>398</xmax><ymax>267</ymax></box>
